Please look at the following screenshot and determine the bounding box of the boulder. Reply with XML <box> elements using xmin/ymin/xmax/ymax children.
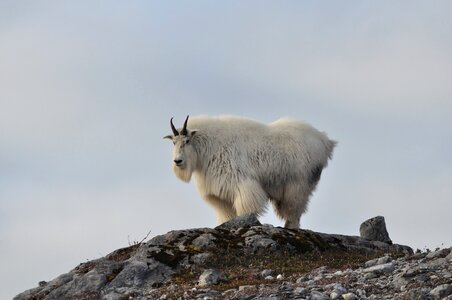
<box><xmin>197</xmin><ymin>269</ymin><xmax>226</xmax><ymax>287</ymax></box>
<box><xmin>215</xmin><ymin>213</ymin><xmax>261</xmax><ymax>229</ymax></box>
<box><xmin>359</xmin><ymin>216</ymin><xmax>392</xmax><ymax>244</ymax></box>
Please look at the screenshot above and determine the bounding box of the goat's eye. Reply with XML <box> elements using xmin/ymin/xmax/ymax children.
<box><xmin>186</xmin><ymin>140</ymin><xmax>190</xmax><ymax>144</ymax></box>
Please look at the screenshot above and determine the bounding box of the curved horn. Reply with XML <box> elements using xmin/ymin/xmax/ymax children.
<box><xmin>181</xmin><ymin>115</ymin><xmax>189</xmax><ymax>135</ymax></box>
<box><xmin>170</xmin><ymin>117</ymin><xmax>179</xmax><ymax>136</ymax></box>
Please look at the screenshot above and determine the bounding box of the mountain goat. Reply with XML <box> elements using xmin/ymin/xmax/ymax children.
<box><xmin>164</xmin><ymin>115</ymin><xmax>336</xmax><ymax>229</ymax></box>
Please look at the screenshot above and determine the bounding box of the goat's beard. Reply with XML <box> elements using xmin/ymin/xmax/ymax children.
<box><xmin>173</xmin><ymin>164</ymin><xmax>194</xmax><ymax>183</ymax></box>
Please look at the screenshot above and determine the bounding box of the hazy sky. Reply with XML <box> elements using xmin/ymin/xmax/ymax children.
<box><xmin>1</xmin><ymin>2</ymin><xmax>451</xmax><ymax>298</ymax></box>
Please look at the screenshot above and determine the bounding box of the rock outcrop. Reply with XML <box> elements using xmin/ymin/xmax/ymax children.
<box><xmin>359</xmin><ymin>216</ymin><xmax>392</xmax><ymax>245</ymax></box>
<box><xmin>15</xmin><ymin>216</ymin><xmax>451</xmax><ymax>300</ymax></box>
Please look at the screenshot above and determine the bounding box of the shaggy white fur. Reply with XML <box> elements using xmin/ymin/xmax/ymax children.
<box><xmin>164</xmin><ymin>115</ymin><xmax>336</xmax><ymax>229</ymax></box>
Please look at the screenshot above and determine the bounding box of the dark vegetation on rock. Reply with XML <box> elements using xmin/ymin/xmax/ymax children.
<box><xmin>15</xmin><ymin>216</ymin><xmax>451</xmax><ymax>300</ymax></box>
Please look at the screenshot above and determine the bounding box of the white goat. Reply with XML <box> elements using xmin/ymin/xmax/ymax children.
<box><xmin>164</xmin><ymin>115</ymin><xmax>336</xmax><ymax>229</ymax></box>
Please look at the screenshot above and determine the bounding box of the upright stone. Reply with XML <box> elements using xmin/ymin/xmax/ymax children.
<box><xmin>359</xmin><ymin>216</ymin><xmax>392</xmax><ymax>244</ymax></box>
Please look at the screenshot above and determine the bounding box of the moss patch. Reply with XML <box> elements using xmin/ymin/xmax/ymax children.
<box><xmin>106</xmin><ymin>266</ymin><xmax>124</xmax><ymax>282</ymax></box>
<box><xmin>106</xmin><ymin>244</ymin><xmax>140</xmax><ymax>262</ymax></box>
<box><xmin>74</xmin><ymin>261</ymin><xmax>97</xmax><ymax>275</ymax></box>
<box><xmin>215</xmin><ymin>249</ymin><xmax>382</xmax><ymax>291</ymax></box>
<box><xmin>168</xmin><ymin>247</ymin><xmax>385</xmax><ymax>291</ymax></box>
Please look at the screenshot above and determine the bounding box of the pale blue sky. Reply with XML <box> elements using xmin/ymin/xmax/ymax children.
<box><xmin>1</xmin><ymin>2</ymin><xmax>452</xmax><ymax>298</ymax></box>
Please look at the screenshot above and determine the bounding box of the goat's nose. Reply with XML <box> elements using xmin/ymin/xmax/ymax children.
<box><xmin>174</xmin><ymin>159</ymin><xmax>183</xmax><ymax>165</ymax></box>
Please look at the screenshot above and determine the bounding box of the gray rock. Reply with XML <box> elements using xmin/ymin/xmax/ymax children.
<box><xmin>261</xmin><ymin>269</ymin><xmax>274</xmax><ymax>277</ymax></box>
<box><xmin>222</xmin><ymin>289</ymin><xmax>237</xmax><ymax>297</ymax></box>
<box><xmin>198</xmin><ymin>269</ymin><xmax>225</xmax><ymax>287</ymax></box>
<box><xmin>313</xmin><ymin>274</ymin><xmax>325</xmax><ymax>282</ymax></box>
<box><xmin>443</xmin><ymin>271</ymin><xmax>452</xmax><ymax>279</ymax></box>
<box><xmin>364</xmin><ymin>257</ymin><xmax>380</xmax><ymax>268</ymax></box>
<box><xmin>191</xmin><ymin>253</ymin><xmax>212</xmax><ymax>266</ymax></box>
<box><xmin>294</xmin><ymin>287</ymin><xmax>308</xmax><ymax>296</ymax></box>
<box><xmin>215</xmin><ymin>213</ymin><xmax>261</xmax><ymax>229</ymax></box>
<box><xmin>416</xmin><ymin>273</ymin><xmax>431</xmax><ymax>283</ymax></box>
<box><xmin>430</xmin><ymin>284</ymin><xmax>452</xmax><ymax>299</ymax></box>
<box><xmin>365</xmin><ymin>255</ymin><xmax>392</xmax><ymax>267</ymax></box>
<box><xmin>342</xmin><ymin>293</ymin><xmax>358</xmax><ymax>300</ymax></box>
<box><xmin>423</xmin><ymin>257</ymin><xmax>448</xmax><ymax>269</ymax></box>
<box><xmin>195</xmin><ymin>289</ymin><xmax>222</xmax><ymax>299</ymax></box>
<box><xmin>46</xmin><ymin>269</ymin><xmax>107</xmax><ymax>299</ymax></box>
<box><xmin>110</xmin><ymin>259</ymin><xmax>173</xmax><ymax>289</ymax></box>
<box><xmin>38</xmin><ymin>281</ymin><xmax>47</xmax><ymax>287</ymax></box>
<box><xmin>332</xmin><ymin>283</ymin><xmax>347</xmax><ymax>295</ymax></box>
<box><xmin>360</xmin><ymin>216</ymin><xmax>392</xmax><ymax>244</ymax></box>
<box><xmin>447</xmin><ymin>248</ymin><xmax>452</xmax><ymax>260</ymax></box>
<box><xmin>392</xmin><ymin>273</ymin><xmax>410</xmax><ymax>289</ymax></box>
<box><xmin>244</xmin><ymin>235</ymin><xmax>277</xmax><ymax>253</ymax></box>
<box><xmin>309</xmin><ymin>290</ymin><xmax>330</xmax><ymax>300</ymax></box>
<box><xmin>426</xmin><ymin>248</ymin><xmax>451</xmax><ymax>259</ymax></box>
<box><xmin>356</xmin><ymin>289</ymin><xmax>367</xmax><ymax>298</ymax></box>
<box><xmin>401</xmin><ymin>265</ymin><xmax>423</xmax><ymax>278</ymax></box>
<box><xmin>297</xmin><ymin>274</ymin><xmax>314</xmax><ymax>283</ymax></box>
<box><xmin>364</xmin><ymin>271</ymin><xmax>379</xmax><ymax>279</ymax></box>
<box><xmin>403</xmin><ymin>287</ymin><xmax>432</xmax><ymax>300</ymax></box>
<box><xmin>330</xmin><ymin>291</ymin><xmax>341</xmax><ymax>299</ymax></box>
<box><xmin>238</xmin><ymin>285</ymin><xmax>257</xmax><ymax>292</ymax></box>
<box><xmin>278</xmin><ymin>284</ymin><xmax>293</xmax><ymax>292</ymax></box>
<box><xmin>363</xmin><ymin>262</ymin><xmax>395</xmax><ymax>274</ymax></box>
<box><xmin>192</xmin><ymin>233</ymin><xmax>216</xmax><ymax>250</ymax></box>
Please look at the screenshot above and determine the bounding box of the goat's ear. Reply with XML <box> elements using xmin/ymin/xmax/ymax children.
<box><xmin>190</xmin><ymin>130</ymin><xmax>198</xmax><ymax>137</ymax></box>
<box><xmin>163</xmin><ymin>135</ymin><xmax>173</xmax><ymax>140</ymax></box>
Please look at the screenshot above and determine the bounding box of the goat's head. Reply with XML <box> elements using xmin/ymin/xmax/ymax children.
<box><xmin>164</xmin><ymin>115</ymin><xmax>198</xmax><ymax>182</ymax></box>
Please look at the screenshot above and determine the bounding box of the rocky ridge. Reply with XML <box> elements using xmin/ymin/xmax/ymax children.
<box><xmin>15</xmin><ymin>215</ymin><xmax>451</xmax><ymax>300</ymax></box>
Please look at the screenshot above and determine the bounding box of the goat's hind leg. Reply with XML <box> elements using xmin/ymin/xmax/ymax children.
<box><xmin>273</xmin><ymin>183</ymin><xmax>310</xmax><ymax>229</ymax></box>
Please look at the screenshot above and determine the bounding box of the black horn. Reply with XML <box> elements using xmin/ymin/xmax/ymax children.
<box><xmin>170</xmin><ymin>117</ymin><xmax>179</xmax><ymax>136</ymax></box>
<box><xmin>181</xmin><ymin>115</ymin><xmax>189</xmax><ymax>135</ymax></box>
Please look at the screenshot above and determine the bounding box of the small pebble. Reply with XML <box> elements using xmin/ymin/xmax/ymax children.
<box><xmin>261</xmin><ymin>269</ymin><xmax>274</xmax><ymax>277</ymax></box>
<box><xmin>342</xmin><ymin>292</ymin><xmax>358</xmax><ymax>300</ymax></box>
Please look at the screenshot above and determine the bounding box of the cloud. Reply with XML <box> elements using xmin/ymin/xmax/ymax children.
<box><xmin>213</xmin><ymin>3</ymin><xmax>452</xmax><ymax>118</ymax></box>
<box><xmin>298</xmin><ymin>40</ymin><xmax>452</xmax><ymax>115</ymax></box>
<box><xmin>1</xmin><ymin>2</ymin><xmax>452</xmax><ymax>299</ymax></box>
